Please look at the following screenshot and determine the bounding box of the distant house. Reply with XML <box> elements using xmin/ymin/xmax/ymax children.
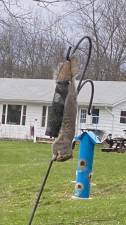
<box><xmin>0</xmin><ymin>78</ymin><xmax>126</xmax><ymax>140</ymax></box>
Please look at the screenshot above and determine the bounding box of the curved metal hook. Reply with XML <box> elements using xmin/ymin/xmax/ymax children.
<box><xmin>65</xmin><ymin>36</ymin><xmax>92</xmax><ymax>93</ymax></box>
<box><xmin>65</xmin><ymin>36</ymin><xmax>93</xmax><ymax>115</ymax></box>
<box><xmin>78</xmin><ymin>79</ymin><xmax>94</xmax><ymax>115</ymax></box>
<box><xmin>75</xmin><ymin>36</ymin><xmax>92</xmax><ymax>93</ymax></box>
<box><xmin>66</xmin><ymin>46</ymin><xmax>72</xmax><ymax>61</ymax></box>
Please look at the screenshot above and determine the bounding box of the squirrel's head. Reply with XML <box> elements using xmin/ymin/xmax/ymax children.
<box><xmin>56</xmin><ymin>56</ymin><xmax>79</xmax><ymax>81</ymax></box>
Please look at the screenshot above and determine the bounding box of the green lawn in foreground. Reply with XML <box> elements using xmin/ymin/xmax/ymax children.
<box><xmin>0</xmin><ymin>140</ymin><xmax>126</xmax><ymax>225</ymax></box>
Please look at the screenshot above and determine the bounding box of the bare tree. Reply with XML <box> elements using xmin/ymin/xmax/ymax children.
<box><xmin>1</xmin><ymin>0</ymin><xmax>126</xmax><ymax>80</ymax></box>
<box><xmin>0</xmin><ymin>16</ymin><xmax>66</xmax><ymax>79</ymax></box>
<box><xmin>33</xmin><ymin>0</ymin><xmax>71</xmax><ymax>4</ymax></box>
<box><xmin>66</xmin><ymin>0</ymin><xmax>126</xmax><ymax>80</ymax></box>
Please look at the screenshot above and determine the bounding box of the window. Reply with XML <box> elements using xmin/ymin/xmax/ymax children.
<box><xmin>7</xmin><ymin>105</ymin><xmax>22</xmax><ymax>125</ymax></box>
<box><xmin>80</xmin><ymin>109</ymin><xmax>87</xmax><ymax>123</ymax></box>
<box><xmin>1</xmin><ymin>104</ymin><xmax>27</xmax><ymax>125</ymax></box>
<box><xmin>92</xmin><ymin>108</ymin><xmax>99</xmax><ymax>124</ymax></box>
<box><xmin>120</xmin><ymin>111</ymin><xmax>126</xmax><ymax>123</ymax></box>
<box><xmin>2</xmin><ymin>104</ymin><xmax>6</xmax><ymax>124</ymax></box>
<box><xmin>41</xmin><ymin>106</ymin><xmax>47</xmax><ymax>127</ymax></box>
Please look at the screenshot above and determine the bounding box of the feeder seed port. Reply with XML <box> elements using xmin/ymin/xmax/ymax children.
<box><xmin>75</xmin><ymin>183</ymin><xmax>84</xmax><ymax>190</ymax></box>
<box><xmin>79</xmin><ymin>160</ymin><xmax>86</xmax><ymax>170</ymax></box>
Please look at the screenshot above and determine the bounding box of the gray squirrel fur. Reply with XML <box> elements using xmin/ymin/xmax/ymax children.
<box><xmin>52</xmin><ymin>79</ymin><xmax>77</xmax><ymax>161</ymax></box>
<box><xmin>45</xmin><ymin>57</ymin><xmax>78</xmax><ymax>139</ymax></box>
<box><xmin>51</xmin><ymin>57</ymin><xmax>79</xmax><ymax>161</ymax></box>
<box><xmin>45</xmin><ymin>80</ymin><xmax>69</xmax><ymax>138</ymax></box>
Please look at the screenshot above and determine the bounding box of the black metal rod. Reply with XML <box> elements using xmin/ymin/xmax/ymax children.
<box><xmin>66</xmin><ymin>46</ymin><xmax>72</xmax><ymax>61</ymax></box>
<box><xmin>65</xmin><ymin>37</ymin><xmax>93</xmax><ymax>115</ymax></box>
<box><xmin>77</xmin><ymin>79</ymin><xmax>94</xmax><ymax>115</ymax></box>
<box><xmin>27</xmin><ymin>158</ymin><xmax>55</xmax><ymax>225</ymax></box>
<box><xmin>75</xmin><ymin>36</ymin><xmax>92</xmax><ymax>93</ymax></box>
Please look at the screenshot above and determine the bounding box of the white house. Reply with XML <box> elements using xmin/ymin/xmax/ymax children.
<box><xmin>0</xmin><ymin>78</ymin><xmax>126</xmax><ymax>140</ymax></box>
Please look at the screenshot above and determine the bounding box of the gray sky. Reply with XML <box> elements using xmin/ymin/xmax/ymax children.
<box><xmin>1</xmin><ymin>0</ymin><xmax>82</xmax><ymax>44</ymax></box>
<box><xmin>19</xmin><ymin>0</ymin><xmax>77</xmax><ymax>38</ymax></box>
<box><xmin>11</xmin><ymin>0</ymin><xmax>67</xmax><ymax>17</ymax></box>
<box><xmin>6</xmin><ymin>0</ymin><xmax>72</xmax><ymax>32</ymax></box>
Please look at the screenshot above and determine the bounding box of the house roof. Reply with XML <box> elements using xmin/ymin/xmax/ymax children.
<box><xmin>0</xmin><ymin>78</ymin><xmax>126</xmax><ymax>106</ymax></box>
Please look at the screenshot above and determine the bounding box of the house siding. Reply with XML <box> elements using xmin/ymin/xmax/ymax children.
<box><xmin>112</xmin><ymin>101</ymin><xmax>126</xmax><ymax>137</ymax></box>
<box><xmin>26</xmin><ymin>103</ymin><xmax>50</xmax><ymax>138</ymax></box>
<box><xmin>77</xmin><ymin>106</ymin><xmax>113</xmax><ymax>135</ymax></box>
<box><xmin>98</xmin><ymin>107</ymin><xmax>114</xmax><ymax>134</ymax></box>
<box><xmin>0</xmin><ymin>104</ymin><xmax>2</xmax><ymax>123</ymax></box>
<box><xmin>0</xmin><ymin>100</ymin><xmax>126</xmax><ymax>140</ymax></box>
<box><xmin>0</xmin><ymin>102</ymin><xmax>48</xmax><ymax>139</ymax></box>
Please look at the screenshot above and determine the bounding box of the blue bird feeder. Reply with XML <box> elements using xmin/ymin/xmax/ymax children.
<box><xmin>72</xmin><ymin>131</ymin><xmax>101</xmax><ymax>199</ymax></box>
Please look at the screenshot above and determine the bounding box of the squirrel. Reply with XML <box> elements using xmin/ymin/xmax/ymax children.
<box><xmin>52</xmin><ymin>56</ymin><xmax>79</xmax><ymax>161</ymax></box>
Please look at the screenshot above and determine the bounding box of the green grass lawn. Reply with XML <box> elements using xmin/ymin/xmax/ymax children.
<box><xmin>0</xmin><ymin>140</ymin><xmax>126</xmax><ymax>225</ymax></box>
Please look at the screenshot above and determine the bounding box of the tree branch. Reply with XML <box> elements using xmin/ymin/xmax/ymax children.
<box><xmin>33</xmin><ymin>0</ymin><xmax>70</xmax><ymax>3</ymax></box>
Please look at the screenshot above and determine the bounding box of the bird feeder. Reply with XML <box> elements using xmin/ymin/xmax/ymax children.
<box><xmin>72</xmin><ymin>131</ymin><xmax>101</xmax><ymax>199</ymax></box>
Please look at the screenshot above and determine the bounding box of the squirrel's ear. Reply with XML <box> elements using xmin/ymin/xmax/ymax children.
<box><xmin>58</xmin><ymin>62</ymin><xmax>63</xmax><ymax>71</ymax></box>
<box><xmin>53</xmin><ymin>62</ymin><xmax>64</xmax><ymax>79</ymax></box>
<box><xmin>57</xmin><ymin>61</ymin><xmax>72</xmax><ymax>80</ymax></box>
<box><xmin>70</xmin><ymin>56</ymin><xmax>79</xmax><ymax>77</ymax></box>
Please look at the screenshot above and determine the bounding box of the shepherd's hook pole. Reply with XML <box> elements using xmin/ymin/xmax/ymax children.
<box><xmin>27</xmin><ymin>156</ymin><xmax>56</xmax><ymax>225</ymax></box>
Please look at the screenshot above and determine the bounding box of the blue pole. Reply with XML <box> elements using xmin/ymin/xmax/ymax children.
<box><xmin>73</xmin><ymin>131</ymin><xmax>100</xmax><ymax>199</ymax></box>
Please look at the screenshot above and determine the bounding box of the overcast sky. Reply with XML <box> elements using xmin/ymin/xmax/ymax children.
<box><xmin>1</xmin><ymin>0</ymin><xmax>83</xmax><ymax>44</ymax></box>
<box><xmin>19</xmin><ymin>0</ymin><xmax>77</xmax><ymax>38</ymax></box>
<box><xmin>11</xmin><ymin>0</ymin><xmax>67</xmax><ymax>17</ymax></box>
